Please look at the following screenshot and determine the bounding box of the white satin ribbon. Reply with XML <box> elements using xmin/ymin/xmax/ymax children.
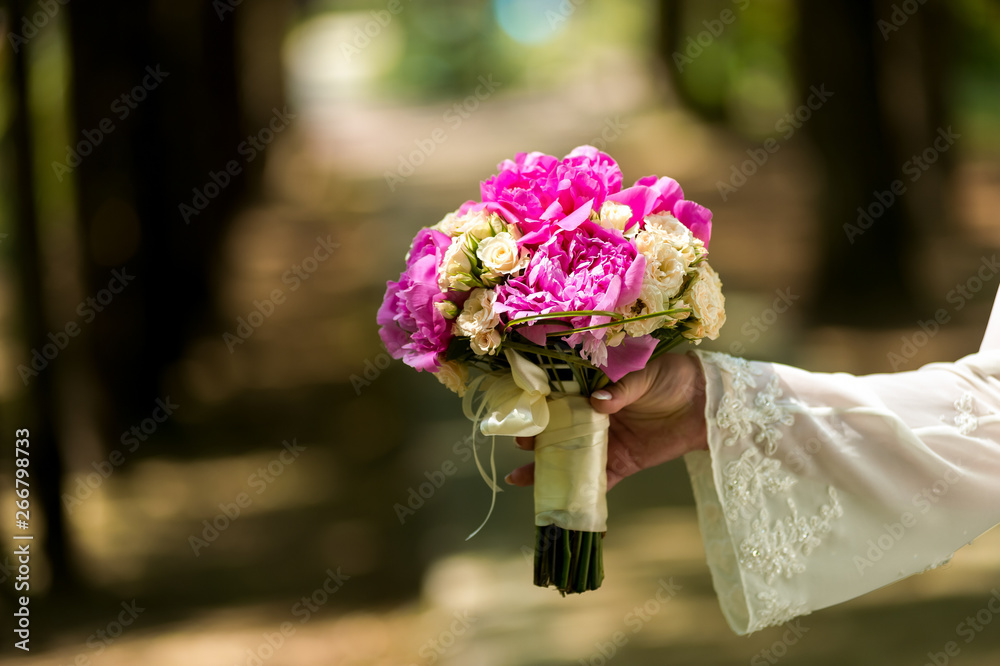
<box><xmin>471</xmin><ymin>349</ymin><xmax>552</xmax><ymax>437</ymax></box>
<box><xmin>534</xmin><ymin>395</ymin><xmax>609</xmax><ymax>532</ymax></box>
<box><xmin>462</xmin><ymin>349</ymin><xmax>552</xmax><ymax>539</ymax></box>
<box><xmin>461</xmin><ymin>350</ymin><xmax>609</xmax><ymax>538</ymax></box>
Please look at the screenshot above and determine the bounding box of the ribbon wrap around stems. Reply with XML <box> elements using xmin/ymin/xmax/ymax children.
<box><xmin>534</xmin><ymin>395</ymin><xmax>609</xmax><ymax>533</ymax></box>
<box><xmin>462</xmin><ymin>350</ymin><xmax>609</xmax><ymax>537</ymax></box>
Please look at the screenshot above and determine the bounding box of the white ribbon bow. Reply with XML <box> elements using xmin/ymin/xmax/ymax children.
<box><xmin>462</xmin><ymin>349</ymin><xmax>551</xmax><ymax>538</ymax></box>
<box><xmin>461</xmin><ymin>350</ymin><xmax>609</xmax><ymax>537</ymax></box>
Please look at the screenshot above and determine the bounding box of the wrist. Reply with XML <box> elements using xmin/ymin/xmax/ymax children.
<box><xmin>683</xmin><ymin>352</ymin><xmax>709</xmax><ymax>453</ymax></box>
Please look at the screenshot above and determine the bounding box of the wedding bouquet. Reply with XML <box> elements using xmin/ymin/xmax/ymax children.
<box><xmin>378</xmin><ymin>146</ymin><xmax>724</xmax><ymax>594</ymax></box>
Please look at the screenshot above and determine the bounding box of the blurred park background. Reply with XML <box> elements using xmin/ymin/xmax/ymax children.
<box><xmin>1</xmin><ymin>0</ymin><xmax>1000</xmax><ymax>664</ymax></box>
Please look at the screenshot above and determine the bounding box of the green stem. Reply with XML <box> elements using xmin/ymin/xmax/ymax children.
<box><xmin>576</xmin><ymin>532</ymin><xmax>593</xmax><ymax>591</ymax></box>
<box><xmin>533</xmin><ymin>526</ymin><xmax>604</xmax><ymax>594</ymax></box>
<box><xmin>649</xmin><ymin>334</ymin><xmax>688</xmax><ymax>361</ymax></box>
<box><xmin>541</xmin><ymin>308</ymin><xmax>692</xmax><ymax>337</ymax></box>
<box><xmin>505</xmin><ymin>310</ymin><xmax>620</xmax><ymax>328</ymax></box>
<box><xmin>502</xmin><ymin>340</ymin><xmax>598</xmax><ymax>369</ymax></box>
<box><xmin>558</xmin><ymin>529</ymin><xmax>572</xmax><ymax>591</ymax></box>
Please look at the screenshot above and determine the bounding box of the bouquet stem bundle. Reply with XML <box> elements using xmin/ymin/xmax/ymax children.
<box><xmin>534</xmin><ymin>525</ymin><xmax>604</xmax><ymax>594</ymax></box>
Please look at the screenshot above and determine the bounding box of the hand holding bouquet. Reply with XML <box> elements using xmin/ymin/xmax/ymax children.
<box><xmin>378</xmin><ymin>146</ymin><xmax>724</xmax><ymax>594</ymax></box>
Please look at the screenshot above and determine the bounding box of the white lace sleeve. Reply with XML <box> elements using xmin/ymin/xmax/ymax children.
<box><xmin>684</xmin><ymin>349</ymin><xmax>1000</xmax><ymax>635</ymax></box>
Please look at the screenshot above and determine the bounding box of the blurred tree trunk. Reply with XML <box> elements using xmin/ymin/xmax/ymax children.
<box><xmin>658</xmin><ymin>0</ymin><xmax>729</xmax><ymax>123</ymax></box>
<box><xmin>5</xmin><ymin>0</ymin><xmax>75</xmax><ymax>595</ymax></box>
<box><xmin>795</xmin><ymin>0</ymin><xmax>953</xmax><ymax>326</ymax></box>
<box><xmin>67</xmin><ymin>2</ymin><xmax>246</xmax><ymax>425</ymax></box>
<box><xmin>656</xmin><ymin>0</ymin><xmax>953</xmax><ymax>326</ymax></box>
<box><xmin>48</xmin><ymin>0</ymin><xmax>251</xmax><ymax>593</ymax></box>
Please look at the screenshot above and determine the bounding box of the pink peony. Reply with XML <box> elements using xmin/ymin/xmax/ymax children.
<box><xmin>479</xmin><ymin>146</ymin><xmax>628</xmax><ymax>248</ymax></box>
<box><xmin>544</xmin><ymin>146</ymin><xmax>624</xmax><ymax>221</ymax></box>
<box><xmin>377</xmin><ymin>228</ymin><xmax>455</xmax><ymax>371</ymax></box>
<box><xmin>480</xmin><ymin>151</ymin><xmax>560</xmax><ymax>225</ymax></box>
<box><xmin>493</xmin><ymin>220</ymin><xmax>645</xmax><ymax>375</ymax></box>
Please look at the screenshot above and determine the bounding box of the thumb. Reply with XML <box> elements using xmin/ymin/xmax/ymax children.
<box><xmin>589</xmin><ymin>368</ymin><xmax>652</xmax><ymax>415</ymax></box>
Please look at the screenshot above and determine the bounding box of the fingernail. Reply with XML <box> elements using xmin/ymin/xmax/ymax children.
<box><xmin>592</xmin><ymin>390</ymin><xmax>612</xmax><ymax>400</ymax></box>
<box><xmin>504</xmin><ymin>473</ymin><xmax>514</xmax><ymax>485</ymax></box>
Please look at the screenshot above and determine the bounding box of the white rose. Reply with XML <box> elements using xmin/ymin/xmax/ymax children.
<box><xmin>433</xmin><ymin>210</ymin><xmax>465</xmax><ymax>237</ymax></box>
<box><xmin>644</xmin><ymin>212</ymin><xmax>705</xmax><ymax>265</ymax></box>
<box><xmin>434</xmin><ymin>360</ymin><xmax>469</xmax><ymax>396</ymax></box>
<box><xmin>669</xmin><ymin>298</ymin><xmax>692</xmax><ymax>323</ymax></box>
<box><xmin>454</xmin><ymin>288</ymin><xmax>501</xmax><ymax>337</ymax></box>
<box><xmin>644</xmin><ymin>212</ymin><xmax>691</xmax><ymax>239</ymax></box>
<box><xmin>459</xmin><ymin>210</ymin><xmax>503</xmax><ymax>240</ymax></box>
<box><xmin>682</xmin><ymin>262</ymin><xmax>726</xmax><ymax>340</ymax></box>
<box><xmin>476</xmin><ymin>232</ymin><xmax>527</xmax><ymax>277</ymax></box>
<box><xmin>637</xmin><ymin>238</ymin><xmax>688</xmax><ymax>299</ymax></box>
<box><xmin>470</xmin><ymin>328</ymin><xmax>502</xmax><ymax>356</ymax></box>
<box><xmin>597</xmin><ymin>201</ymin><xmax>637</xmax><ymax>238</ymax></box>
<box><xmin>438</xmin><ymin>236</ymin><xmax>474</xmax><ymax>292</ymax></box>
<box><xmin>621</xmin><ymin>282</ymin><xmax>668</xmax><ymax>337</ymax></box>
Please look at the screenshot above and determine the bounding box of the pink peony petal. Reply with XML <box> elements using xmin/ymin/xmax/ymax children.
<box><xmin>540</xmin><ymin>199</ymin><xmax>564</xmax><ymax>221</ymax></box>
<box><xmin>673</xmin><ymin>199</ymin><xmax>713</xmax><ymax>247</ymax></box>
<box><xmin>599</xmin><ymin>334</ymin><xmax>658</xmax><ymax>382</ymax></box>
<box><xmin>636</xmin><ymin>175</ymin><xmax>684</xmax><ymax>214</ymax></box>
<box><xmin>555</xmin><ymin>199</ymin><xmax>593</xmax><ymax>231</ymax></box>
<box><xmin>517</xmin><ymin>326</ymin><xmax>548</xmax><ymax>346</ymax></box>
<box><xmin>607</xmin><ymin>186</ymin><xmax>657</xmax><ymax>228</ymax></box>
<box><xmin>619</xmin><ymin>252</ymin><xmax>646</xmax><ymax>307</ymax></box>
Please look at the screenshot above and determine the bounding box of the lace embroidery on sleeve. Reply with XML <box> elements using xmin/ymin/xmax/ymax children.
<box><xmin>707</xmin><ymin>353</ymin><xmax>762</xmax><ymax>392</ymax></box>
<box><xmin>738</xmin><ymin>488</ymin><xmax>844</xmax><ymax>585</ymax></box>
<box><xmin>699</xmin><ymin>351</ymin><xmax>847</xmax><ymax>631</ymax></box>
<box><xmin>707</xmin><ymin>352</ymin><xmax>794</xmax><ymax>454</ymax></box>
<box><xmin>753</xmin><ymin>591</ymin><xmax>809</xmax><ymax>631</ymax></box>
<box><xmin>722</xmin><ymin>448</ymin><xmax>796</xmax><ymax>522</ymax></box>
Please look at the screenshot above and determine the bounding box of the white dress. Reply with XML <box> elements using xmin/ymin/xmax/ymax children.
<box><xmin>684</xmin><ymin>286</ymin><xmax>1000</xmax><ymax>635</ymax></box>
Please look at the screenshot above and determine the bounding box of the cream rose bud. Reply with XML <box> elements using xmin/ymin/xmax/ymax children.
<box><xmin>435</xmin><ymin>300</ymin><xmax>459</xmax><ymax>319</ymax></box>
<box><xmin>606</xmin><ymin>326</ymin><xmax>626</xmax><ymax>348</ymax></box>
<box><xmin>459</xmin><ymin>210</ymin><xmax>502</xmax><ymax>240</ymax></box>
<box><xmin>682</xmin><ymin>262</ymin><xmax>726</xmax><ymax>340</ymax></box>
<box><xmin>438</xmin><ymin>236</ymin><xmax>474</xmax><ymax>292</ymax></box>
<box><xmin>471</xmin><ymin>328</ymin><xmax>502</xmax><ymax>355</ymax></box>
<box><xmin>598</xmin><ymin>201</ymin><xmax>637</xmax><ymax>237</ymax></box>
<box><xmin>476</xmin><ymin>232</ymin><xmax>527</xmax><ymax>276</ymax></box>
<box><xmin>454</xmin><ymin>287</ymin><xmax>500</xmax><ymax>337</ymax></box>
<box><xmin>434</xmin><ymin>360</ymin><xmax>469</xmax><ymax>396</ymax></box>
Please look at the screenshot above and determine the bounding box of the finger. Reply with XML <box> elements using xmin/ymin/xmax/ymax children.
<box><xmin>605</xmin><ymin>443</ymin><xmax>641</xmax><ymax>491</ymax></box>
<box><xmin>514</xmin><ymin>436</ymin><xmax>535</xmax><ymax>450</ymax></box>
<box><xmin>505</xmin><ymin>462</ymin><xmax>535</xmax><ymax>486</ymax></box>
<box><xmin>589</xmin><ymin>370</ymin><xmax>652</xmax><ymax>415</ymax></box>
